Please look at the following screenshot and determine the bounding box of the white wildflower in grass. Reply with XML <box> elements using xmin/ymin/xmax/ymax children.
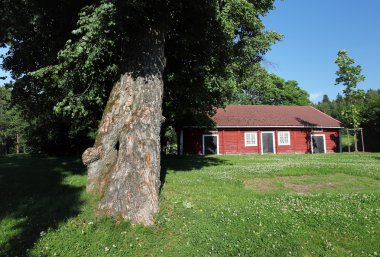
<box><xmin>5</xmin><ymin>153</ymin><xmax>379</xmax><ymax>256</ymax></box>
<box><xmin>183</xmin><ymin>201</ymin><xmax>194</xmax><ymax>209</ymax></box>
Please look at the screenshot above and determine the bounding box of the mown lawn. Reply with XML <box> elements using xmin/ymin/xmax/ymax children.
<box><xmin>1</xmin><ymin>153</ymin><xmax>380</xmax><ymax>256</ymax></box>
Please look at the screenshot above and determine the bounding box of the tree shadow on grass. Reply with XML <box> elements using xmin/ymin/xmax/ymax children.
<box><xmin>160</xmin><ymin>155</ymin><xmax>229</xmax><ymax>192</ymax></box>
<box><xmin>0</xmin><ymin>155</ymin><xmax>85</xmax><ymax>257</ymax></box>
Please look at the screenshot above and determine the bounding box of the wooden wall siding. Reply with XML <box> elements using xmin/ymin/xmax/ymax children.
<box><xmin>183</xmin><ymin>128</ymin><xmax>205</xmax><ymax>155</ymax></box>
<box><xmin>293</xmin><ymin>130</ymin><xmax>310</xmax><ymax>154</ymax></box>
<box><xmin>218</xmin><ymin>129</ymin><xmax>261</xmax><ymax>154</ymax></box>
<box><xmin>182</xmin><ymin>128</ymin><xmax>340</xmax><ymax>155</ymax></box>
<box><xmin>220</xmin><ymin>130</ymin><xmax>237</xmax><ymax>154</ymax></box>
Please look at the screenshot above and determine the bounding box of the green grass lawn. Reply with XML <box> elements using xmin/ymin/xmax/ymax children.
<box><xmin>341</xmin><ymin>134</ymin><xmax>354</xmax><ymax>147</ymax></box>
<box><xmin>1</xmin><ymin>153</ymin><xmax>380</xmax><ymax>256</ymax></box>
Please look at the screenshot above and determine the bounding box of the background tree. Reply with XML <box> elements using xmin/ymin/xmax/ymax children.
<box><xmin>331</xmin><ymin>93</ymin><xmax>345</xmax><ymax>119</ymax></box>
<box><xmin>233</xmin><ymin>64</ymin><xmax>310</xmax><ymax>105</ymax></box>
<box><xmin>1</xmin><ymin>0</ymin><xmax>97</xmax><ymax>154</ymax></box>
<box><xmin>0</xmin><ymin>86</ymin><xmax>28</xmax><ymax>155</ymax></box>
<box><xmin>316</xmin><ymin>95</ymin><xmax>332</xmax><ymax>115</ymax></box>
<box><xmin>1</xmin><ymin>0</ymin><xmax>281</xmax><ymax>224</ymax></box>
<box><xmin>316</xmin><ymin>89</ymin><xmax>380</xmax><ymax>152</ymax></box>
<box><xmin>335</xmin><ymin>50</ymin><xmax>365</xmax><ymax>152</ymax></box>
<box><xmin>359</xmin><ymin>89</ymin><xmax>380</xmax><ymax>151</ymax></box>
<box><xmin>315</xmin><ymin>93</ymin><xmax>347</xmax><ymax>122</ymax></box>
<box><xmin>269</xmin><ymin>74</ymin><xmax>311</xmax><ymax>105</ymax></box>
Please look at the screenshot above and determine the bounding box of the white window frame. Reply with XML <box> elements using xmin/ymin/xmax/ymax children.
<box><xmin>244</xmin><ymin>132</ymin><xmax>258</xmax><ymax>146</ymax></box>
<box><xmin>278</xmin><ymin>131</ymin><xmax>291</xmax><ymax>146</ymax></box>
<box><xmin>310</xmin><ymin>134</ymin><xmax>326</xmax><ymax>154</ymax></box>
<box><xmin>202</xmin><ymin>134</ymin><xmax>220</xmax><ymax>155</ymax></box>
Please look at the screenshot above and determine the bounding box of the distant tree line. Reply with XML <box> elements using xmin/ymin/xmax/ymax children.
<box><xmin>315</xmin><ymin>50</ymin><xmax>380</xmax><ymax>152</ymax></box>
<box><xmin>1</xmin><ymin>61</ymin><xmax>310</xmax><ymax>156</ymax></box>
<box><xmin>231</xmin><ymin>63</ymin><xmax>311</xmax><ymax>106</ymax></box>
<box><xmin>0</xmin><ymin>86</ymin><xmax>28</xmax><ymax>154</ymax></box>
<box><xmin>0</xmin><ymin>82</ymin><xmax>97</xmax><ymax>155</ymax></box>
<box><xmin>315</xmin><ymin>90</ymin><xmax>380</xmax><ymax>152</ymax></box>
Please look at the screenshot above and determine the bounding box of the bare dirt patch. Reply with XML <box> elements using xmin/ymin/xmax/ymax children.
<box><xmin>244</xmin><ymin>173</ymin><xmax>379</xmax><ymax>193</ymax></box>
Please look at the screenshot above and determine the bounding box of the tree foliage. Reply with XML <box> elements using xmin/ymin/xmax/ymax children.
<box><xmin>1</xmin><ymin>0</ymin><xmax>282</xmax><ymax>154</ymax></box>
<box><xmin>233</xmin><ymin>64</ymin><xmax>310</xmax><ymax>106</ymax></box>
<box><xmin>0</xmin><ymin>86</ymin><xmax>28</xmax><ymax>154</ymax></box>
<box><xmin>359</xmin><ymin>90</ymin><xmax>380</xmax><ymax>151</ymax></box>
<box><xmin>1</xmin><ymin>0</ymin><xmax>98</xmax><ymax>154</ymax></box>
<box><xmin>317</xmin><ymin>95</ymin><xmax>333</xmax><ymax>115</ymax></box>
<box><xmin>30</xmin><ymin>1</ymin><xmax>119</xmax><ymax>118</ymax></box>
<box><xmin>315</xmin><ymin>89</ymin><xmax>380</xmax><ymax>152</ymax></box>
<box><xmin>335</xmin><ymin>50</ymin><xmax>366</xmax><ymax>129</ymax></box>
<box><xmin>335</xmin><ymin>50</ymin><xmax>365</xmax><ymax>98</ymax></box>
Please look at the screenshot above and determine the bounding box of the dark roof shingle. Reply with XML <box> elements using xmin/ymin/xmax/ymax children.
<box><xmin>212</xmin><ymin>105</ymin><xmax>343</xmax><ymax>128</ymax></box>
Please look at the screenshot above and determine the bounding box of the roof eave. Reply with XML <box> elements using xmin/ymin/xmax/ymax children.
<box><xmin>182</xmin><ymin>125</ymin><xmax>344</xmax><ymax>129</ymax></box>
<box><xmin>216</xmin><ymin>125</ymin><xmax>344</xmax><ymax>129</ymax></box>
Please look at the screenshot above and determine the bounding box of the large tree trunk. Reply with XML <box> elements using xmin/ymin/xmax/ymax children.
<box><xmin>82</xmin><ymin>26</ymin><xmax>166</xmax><ymax>225</ymax></box>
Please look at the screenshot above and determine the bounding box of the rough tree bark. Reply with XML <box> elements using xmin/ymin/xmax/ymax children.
<box><xmin>82</xmin><ymin>26</ymin><xmax>166</xmax><ymax>225</ymax></box>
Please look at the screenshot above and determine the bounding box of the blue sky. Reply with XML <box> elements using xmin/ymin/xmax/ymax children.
<box><xmin>0</xmin><ymin>47</ymin><xmax>11</xmax><ymax>83</ymax></box>
<box><xmin>262</xmin><ymin>0</ymin><xmax>380</xmax><ymax>103</ymax></box>
<box><xmin>1</xmin><ymin>1</ymin><xmax>380</xmax><ymax>103</ymax></box>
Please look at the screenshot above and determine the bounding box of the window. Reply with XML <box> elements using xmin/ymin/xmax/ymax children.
<box><xmin>278</xmin><ymin>131</ymin><xmax>290</xmax><ymax>145</ymax></box>
<box><xmin>245</xmin><ymin>132</ymin><xmax>257</xmax><ymax>146</ymax></box>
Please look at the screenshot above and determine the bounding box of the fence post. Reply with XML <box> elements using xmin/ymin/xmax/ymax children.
<box><xmin>361</xmin><ymin>128</ymin><xmax>365</xmax><ymax>152</ymax></box>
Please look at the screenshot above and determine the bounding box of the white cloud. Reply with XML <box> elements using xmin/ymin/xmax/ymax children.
<box><xmin>309</xmin><ymin>92</ymin><xmax>323</xmax><ymax>103</ymax></box>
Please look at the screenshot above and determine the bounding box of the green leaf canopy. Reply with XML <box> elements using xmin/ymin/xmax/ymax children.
<box><xmin>0</xmin><ymin>0</ymin><xmax>281</xmax><ymax>153</ymax></box>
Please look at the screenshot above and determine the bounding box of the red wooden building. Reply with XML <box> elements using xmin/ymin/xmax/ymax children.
<box><xmin>179</xmin><ymin>105</ymin><xmax>344</xmax><ymax>155</ymax></box>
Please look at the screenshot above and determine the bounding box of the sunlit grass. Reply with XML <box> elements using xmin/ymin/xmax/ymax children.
<box><xmin>1</xmin><ymin>153</ymin><xmax>379</xmax><ymax>256</ymax></box>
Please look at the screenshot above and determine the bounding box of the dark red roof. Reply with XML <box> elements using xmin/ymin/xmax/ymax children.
<box><xmin>212</xmin><ymin>105</ymin><xmax>343</xmax><ymax>128</ymax></box>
